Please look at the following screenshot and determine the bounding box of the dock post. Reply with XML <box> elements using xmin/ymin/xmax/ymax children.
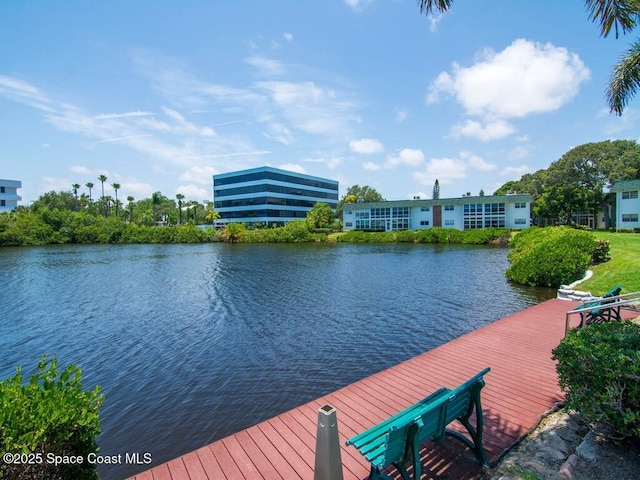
<box><xmin>314</xmin><ymin>404</ymin><xmax>344</xmax><ymax>480</ymax></box>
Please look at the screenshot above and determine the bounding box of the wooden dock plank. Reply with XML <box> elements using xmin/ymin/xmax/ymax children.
<box><xmin>179</xmin><ymin>451</ymin><xmax>208</xmax><ymax>480</ymax></box>
<box><xmin>128</xmin><ymin>298</ymin><xmax>588</xmax><ymax>480</ymax></box>
<box><xmin>194</xmin><ymin>445</ymin><xmax>226</xmax><ymax>480</ymax></box>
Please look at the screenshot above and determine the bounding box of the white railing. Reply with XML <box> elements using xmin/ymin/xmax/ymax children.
<box><xmin>564</xmin><ymin>291</ymin><xmax>640</xmax><ymax>336</ymax></box>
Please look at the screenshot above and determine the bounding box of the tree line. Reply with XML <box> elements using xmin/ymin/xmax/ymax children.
<box><xmin>494</xmin><ymin>140</ymin><xmax>640</xmax><ymax>228</ymax></box>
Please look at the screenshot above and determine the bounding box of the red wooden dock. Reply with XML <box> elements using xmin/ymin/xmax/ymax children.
<box><xmin>128</xmin><ymin>298</ymin><xmax>589</xmax><ymax>480</ymax></box>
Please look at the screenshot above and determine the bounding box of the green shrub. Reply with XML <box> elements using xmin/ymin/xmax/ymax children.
<box><xmin>592</xmin><ymin>239</ymin><xmax>611</xmax><ymax>263</ymax></box>
<box><xmin>506</xmin><ymin>226</ymin><xmax>596</xmax><ymax>287</ymax></box>
<box><xmin>552</xmin><ymin>322</ymin><xmax>640</xmax><ymax>439</ymax></box>
<box><xmin>394</xmin><ymin>230</ymin><xmax>416</xmax><ymax>242</ymax></box>
<box><xmin>337</xmin><ymin>230</ymin><xmax>395</xmax><ymax>242</ymax></box>
<box><xmin>0</xmin><ymin>356</ymin><xmax>103</xmax><ymax>480</ymax></box>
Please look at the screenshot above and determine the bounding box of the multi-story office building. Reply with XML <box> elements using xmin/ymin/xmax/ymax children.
<box><xmin>0</xmin><ymin>179</ymin><xmax>22</xmax><ymax>213</ymax></box>
<box><xmin>213</xmin><ymin>166</ymin><xmax>339</xmax><ymax>226</ymax></box>
<box><xmin>343</xmin><ymin>193</ymin><xmax>532</xmax><ymax>231</ymax></box>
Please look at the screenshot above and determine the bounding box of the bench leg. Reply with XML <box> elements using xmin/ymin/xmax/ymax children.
<box><xmin>447</xmin><ymin>386</ymin><xmax>489</xmax><ymax>467</ymax></box>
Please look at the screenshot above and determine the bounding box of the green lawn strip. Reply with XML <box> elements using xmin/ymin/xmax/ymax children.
<box><xmin>579</xmin><ymin>232</ymin><xmax>640</xmax><ymax>296</ymax></box>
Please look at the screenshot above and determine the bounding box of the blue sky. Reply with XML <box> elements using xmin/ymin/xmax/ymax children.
<box><xmin>1</xmin><ymin>0</ymin><xmax>638</xmax><ymax>204</ymax></box>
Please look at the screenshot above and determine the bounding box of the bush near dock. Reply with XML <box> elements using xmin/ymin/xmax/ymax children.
<box><xmin>0</xmin><ymin>356</ymin><xmax>103</xmax><ymax>480</ymax></box>
<box><xmin>505</xmin><ymin>226</ymin><xmax>602</xmax><ymax>288</ymax></box>
<box><xmin>553</xmin><ymin>321</ymin><xmax>640</xmax><ymax>440</ymax></box>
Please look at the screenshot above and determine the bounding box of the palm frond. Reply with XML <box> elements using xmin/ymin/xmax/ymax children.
<box><xmin>584</xmin><ymin>0</ymin><xmax>640</xmax><ymax>38</ymax></box>
<box><xmin>607</xmin><ymin>38</ymin><xmax>640</xmax><ymax>114</ymax></box>
<box><xmin>417</xmin><ymin>0</ymin><xmax>454</xmax><ymax>16</ymax></box>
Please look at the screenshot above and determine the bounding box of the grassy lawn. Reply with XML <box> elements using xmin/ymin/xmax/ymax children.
<box><xmin>579</xmin><ymin>232</ymin><xmax>640</xmax><ymax>296</ymax></box>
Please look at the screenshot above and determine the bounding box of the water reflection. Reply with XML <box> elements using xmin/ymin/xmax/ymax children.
<box><xmin>0</xmin><ymin>243</ymin><xmax>554</xmax><ymax>479</ymax></box>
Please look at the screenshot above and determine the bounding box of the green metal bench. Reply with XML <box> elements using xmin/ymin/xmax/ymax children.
<box><xmin>576</xmin><ymin>284</ymin><xmax>622</xmax><ymax>327</ymax></box>
<box><xmin>346</xmin><ymin>368</ymin><xmax>490</xmax><ymax>480</ymax></box>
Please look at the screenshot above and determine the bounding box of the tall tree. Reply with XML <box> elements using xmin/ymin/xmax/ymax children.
<box><xmin>432</xmin><ymin>179</ymin><xmax>440</xmax><ymax>200</ymax></box>
<box><xmin>151</xmin><ymin>192</ymin><xmax>162</xmax><ymax>224</ymax></box>
<box><xmin>306</xmin><ymin>202</ymin><xmax>336</xmax><ymax>229</ymax></box>
<box><xmin>111</xmin><ymin>183</ymin><xmax>121</xmax><ymax>217</ymax></box>
<box><xmin>343</xmin><ymin>185</ymin><xmax>385</xmax><ymax>203</ymax></box>
<box><xmin>336</xmin><ymin>185</ymin><xmax>385</xmax><ymax>219</ymax></box>
<box><xmin>495</xmin><ymin>140</ymin><xmax>640</xmax><ymax>227</ymax></box>
<box><xmin>418</xmin><ymin>0</ymin><xmax>640</xmax><ymax>115</ymax></box>
<box><xmin>176</xmin><ymin>193</ymin><xmax>185</xmax><ymax>224</ymax></box>
<box><xmin>71</xmin><ymin>183</ymin><xmax>80</xmax><ymax>211</ymax></box>
<box><xmin>127</xmin><ymin>196</ymin><xmax>135</xmax><ymax>223</ymax></box>
<box><xmin>98</xmin><ymin>175</ymin><xmax>108</xmax><ymax>216</ymax></box>
<box><xmin>85</xmin><ymin>182</ymin><xmax>94</xmax><ymax>202</ymax></box>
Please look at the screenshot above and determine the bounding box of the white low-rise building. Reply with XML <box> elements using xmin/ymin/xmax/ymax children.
<box><xmin>0</xmin><ymin>179</ymin><xmax>22</xmax><ymax>213</ymax></box>
<box><xmin>343</xmin><ymin>193</ymin><xmax>532</xmax><ymax>231</ymax></box>
<box><xmin>612</xmin><ymin>178</ymin><xmax>640</xmax><ymax>230</ymax></box>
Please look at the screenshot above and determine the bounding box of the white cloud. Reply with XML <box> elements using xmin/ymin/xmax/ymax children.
<box><xmin>277</xmin><ymin>163</ymin><xmax>306</xmax><ymax>174</ymax></box>
<box><xmin>284</xmin><ymin>33</ymin><xmax>293</xmax><ymax>41</ymax></box>
<box><xmin>245</xmin><ymin>55</ymin><xmax>284</xmax><ymax>75</ymax></box>
<box><xmin>429</xmin><ymin>14</ymin><xmax>444</xmax><ymax>33</ymax></box>
<box><xmin>362</xmin><ymin>161</ymin><xmax>383</xmax><ymax>171</ymax></box>
<box><xmin>349</xmin><ymin>138</ymin><xmax>384</xmax><ymax>154</ymax></box>
<box><xmin>69</xmin><ymin>165</ymin><xmax>93</xmax><ymax>175</ymax></box>
<box><xmin>262</xmin><ymin>121</ymin><xmax>295</xmax><ymax>145</ymax></box>
<box><xmin>460</xmin><ymin>151</ymin><xmax>497</xmax><ymax>171</ymax></box>
<box><xmin>175</xmin><ymin>184</ymin><xmax>209</xmax><ymax>202</ymax></box>
<box><xmin>179</xmin><ymin>165</ymin><xmax>218</xmax><ymax>185</ymax></box>
<box><xmin>501</xmin><ymin>165</ymin><xmax>532</xmax><ymax>177</ymax></box>
<box><xmin>413</xmin><ymin>157</ymin><xmax>467</xmax><ymax>185</ymax></box>
<box><xmin>303</xmin><ymin>156</ymin><xmax>344</xmax><ymax>169</ymax></box>
<box><xmin>387</xmin><ymin>148</ymin><xmax>425</xmax><ymax>167</ymax></box>
<box><xmin>449</xmin><ymin>119</ymin><xmax>516</xmax><ymax>141</ymax></box>
<box><xmin>94</xmin><ymin>111</ymin><xmax>154</xmax><ymax>120</ymax></box>
<box><xmin>256</xmin><ymin>80</ymin><xmax>359</xmax><ymax>138</ymax></box>
<box><xmin>429</xmin><ymin>39</ymin><xmax>590</xmax><ymax>119</ymax></box>
<box><xmin>507</xmin><ymin>144</ymin><xmax>534</xmax><ymax>160</ymax></box>
<box><xmin>344</xmin><ymin>0</ymin><xmax>374</xmax><ymax>12</ymax></box>
<box><xmin>427</xmin><ymin>39</ymin><xmax>590</xmax><ymax>142</ymax></box>
<box><xmin>394</xmin><ymin>107</ymin><xmax>407</xmax><ymax>123</ymax></box>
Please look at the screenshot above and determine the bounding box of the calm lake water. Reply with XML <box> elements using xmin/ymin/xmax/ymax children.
<box><xmin>0</xmin><ymin>242</ymin><xmax>554</xmax><ymax>479</ymax></box>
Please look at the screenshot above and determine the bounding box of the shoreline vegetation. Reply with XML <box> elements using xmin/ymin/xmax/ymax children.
<box><xmin>1</xmin><ymin>205</ymin><xmax>638</xmax><ymax>292</ymax></box>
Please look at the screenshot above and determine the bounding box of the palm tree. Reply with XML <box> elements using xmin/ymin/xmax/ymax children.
<box><xmin>98</xmin><ymin>174</ymin><xmax>108</xmax><ymax>216</ymax></box>
<box><xmin>418</xmin><ymin>0</ymin><xmax>640</xmax><ymax>115</ymax></box>
<box><xmin>71</xmin><ymin>183</ymin><xmax>80</xmax><ymax>211</ymax></box>
<box><xmin>112</xmin><ymin>183</ymin><xmax>121</xmax><ymax>217</ymax></box>
<box><xmin>151</xmin><ymin>192</ymin><xmax>162</xmax><ymax>225</ymax></box>
<box><xmin>220</xmin><ymin>222</ymin><xmax>246</xmax><ymax>243</ymax></box>
<box><xmin>127</xmin><ymin>196</ymin><xmax>134</xmax><ymax>223</ymax></box>
<box><xmin>176</xmin><ymin>193</ymin><xmax>185</xmax><ymax>224</ymax></box>
<box><xmin>85</xmin><ymin>182</ymin><xmax>94</xmax><ymax>202</ymax></box>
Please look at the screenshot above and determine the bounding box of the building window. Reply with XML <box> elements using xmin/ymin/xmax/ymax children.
<box><xmin>355</xmin><ymin>211</ymin><xmax>369</xmax><ymax>219</ymax></box>
<box><xmin>0</xmin><ymin>187</ymin><xmax>5</xmax><ymax>193</ymax></box>
<box><xmin>392</xmin><ymin>207</ymin><xmax>410</xmax><ymax>218</ymax></box>
<box><xmin>444</xmin><ymin>219</ymin><xmax>455</xmax><ymax>226</ymax></box>
<box><xmin>444</xmin><ymin>205</ymin><xmax>455</xmax><ymax>211</ymax></box>
<box><xmin>622</xmin><ymin>213</ymin><xmax>639</xmax><ymax>222</ymax></box>
<box><xmin>345</xmin><ymin>222</ymin><xmax>353</xmax><ymax>227</ymax></box>
<box><xmin>419</xmin><ymin>220</ymin><xmax>430</xmax><ymax>226</ymax></box>
<box><xmin>622</xmin><ymin>191</ymin><xmax>639</xmax><ymax>199</ymax></box>
<box><xmin>346</xmin><ymin>211</ymin><xmax>353</xmax><ymax>215</ymax></box>
<box><xmin>0</xmin><ymin>200</ymin><xmax>5</xmax><ymax>206</ymax></box>
<box><xmin>420</xmin><ymin>207</ymin><xmax>430</xmax><ymax>212</ymax></box>
<box><xmin>515</xmin><ymin>202</ymin><xmax>526</xmax><ymax>208</ymax></box>
<box><xmin>514</xmin><ymin>218</ymin><xmax>527</xmax><ymax>225</ymax></box>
